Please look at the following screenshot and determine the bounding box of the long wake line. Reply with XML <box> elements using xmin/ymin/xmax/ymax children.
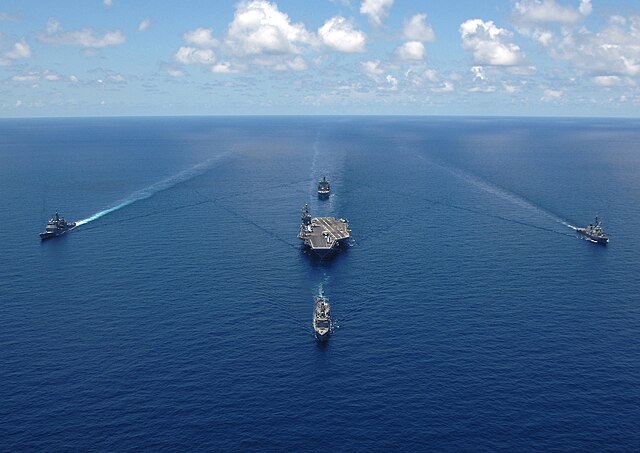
<box><xmin>76</xmin><ymin>155</ymin><xmax>227</xmax><ymax>226</ymax></box>
<box><xmin>415</xmin><ymin>153</ymin><xmax>577</xmax><ymax>231</ymax></box>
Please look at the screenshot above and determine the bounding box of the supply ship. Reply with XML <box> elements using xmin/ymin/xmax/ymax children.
<box><xmin>40</xmin><ymin>212</ymin><xmax>76</xmax><ymax>240</ymax></box>
<box><xmin>317</xmin><ymin>176</ymin><xmax>330</xmax><ymax>199</ymax></box>
<box><xmin>298</xmin><ymin>204</ymin><xmax>350</xmax><ymax>258</ymax></box>
<box><xmin>576</xmin><ymin>215</ymin><xmax>609</xmax><ymax>244</ymax></box>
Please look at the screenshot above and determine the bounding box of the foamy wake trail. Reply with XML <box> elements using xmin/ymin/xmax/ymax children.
<box><xmin>467</xmin><ymin>174</ymin><xmax>576</xmax><ymax>229</ymax></box>
<box><xmin>315</xmin><ymin>274</ymin><xmax>330</xmax><ymax>298</ymax></box>
<box><xmin>76</xmin><ymin>155</ymin><xmax>226</xmax><ymax>226</ymax></box>
<box><xmin>418</xmin><ymin>154</ymin><xmax>576</xmax><ymax>230</ymax></box>
<box><xmin>309</xmin><ymin>132</ymin><xmax>321</xmax><ymax>198</ymax></box>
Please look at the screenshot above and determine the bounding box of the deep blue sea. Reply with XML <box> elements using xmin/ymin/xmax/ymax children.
<box><xmin>1</xmin><ymin>116</ymin><xmax>639</xmax><ymax>451</ymax></box>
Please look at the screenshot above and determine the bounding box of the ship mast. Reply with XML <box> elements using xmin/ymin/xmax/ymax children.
<box><xmin>301</xmin><ymin>204</ymin><xmax>311</xmax><ymax>227</ymax></box>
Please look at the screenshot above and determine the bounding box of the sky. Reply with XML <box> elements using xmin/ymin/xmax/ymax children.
<box><xmin>0</xmin><ymin>0</ymin><xmax>639</xmax><ymax>117</ymax></box>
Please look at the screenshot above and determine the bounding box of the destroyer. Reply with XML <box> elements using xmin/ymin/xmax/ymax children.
<box><xmin>40</xmin><ymin>212</ymin><xmax>76</xmax><ymax>240</ymax></box>
<box><xmin>317</xmin><ymin>176</ymin><xmax>330</xmax><ymax>199</ymax></box>
<box><xmin>576</xmin><ymin>215</ymin><xmax>609</xmax><ymax>244</ymax></box>
<box><xmin>298</xmin><ymin>204</ymin><xmax>350</xmax><ymax>258</ymax></box>
<box><xmin>313</xmin><ymin>292</ymin><xmax>331</xmax><ymax>341</ymax></box>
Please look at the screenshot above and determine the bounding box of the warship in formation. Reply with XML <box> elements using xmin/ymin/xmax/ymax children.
<box><xmin>298</xmin><ymin>204</ymin><xmax>350</xmax><ymax>258</ymax></box>
<box><xmin>317</xmin><ymin>176</ymin><xmax>330</xmax><ymax>199</ymax></box>
<box><xmin>313</xmin><ymin>292</ymin><xmax>331</xmax><ymax>341</ymax></box>
<box><xmin>576</xmin><ymin>215</ymin><xmax>609</xmax><ymax>244</ymax></box>
<box><xmin>40</xmin><ymin>212</ymin><xmax>76</xmax><ymax>240</ymax></box>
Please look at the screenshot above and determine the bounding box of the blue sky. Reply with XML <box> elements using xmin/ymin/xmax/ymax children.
<box><xmin>0</xmin><ymin>0</ymin><xmax>639</xmax><ymax>117</ymax></box>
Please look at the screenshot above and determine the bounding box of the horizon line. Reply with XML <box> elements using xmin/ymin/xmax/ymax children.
<box><xmin>1</xmin><ymin>113</ymin><xmax>639</xmax><ymax>121</ymax></box>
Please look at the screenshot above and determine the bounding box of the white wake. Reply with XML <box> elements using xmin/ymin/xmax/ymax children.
<box><xmin>76</xmin><ymin>155</ymin><xmax>226</xmax><ymax>226</ymax></box>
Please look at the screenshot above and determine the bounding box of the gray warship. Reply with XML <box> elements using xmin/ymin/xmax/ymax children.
<box><xmin>298</xmin><ymin>204</ymin><xmax>350</xmax><ymax>258</ymax></box>
<box><xmin>313</xmin><ymin>292</ymin><xmax>331</xmax><ymax>341</ymax></box>
<box><xmin>317</xmin><ymin>176</ymin><xmax>330</xmax><ymax>199</ymax></box>
<box><xmin>40</xmin><ymin>212</ymin><xmax>76</xmax><ymax>240</ymax></box>
<box><xmin>576</xmin><ymin>215</ymin><xmax>609</xmax><ymax>244</ymax></box>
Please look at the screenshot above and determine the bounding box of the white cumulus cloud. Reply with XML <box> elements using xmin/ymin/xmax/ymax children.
<box><xmin>471</xmin><ymin>66</ymin><xmax>486</xmax><ymax>80</ymax></box>
<box><xmin>513</xmin><ymin>2</ymin><xmax>591</xmax><ymax>58</ymax></box>
<box><xmin>541</xmin><ymin>88</ymin><xmax>562</xmax><ymax>100</ymax></box>
<box><xmin>44</xmin><ymin>71</ymin><xmax>61</xmax><ymax>81</ymax></box>
<box><xmin>39</xmin><ymin>18</ymin><xmax>125</xmax><ymax>49</ymax></box>
<box><xmin>166</xmin><ymin>67</ymin><xmax>185</xmax><ymax>77</ymax></box>
<box><xmin>579</xmin><ymin>0</ymin><xmax>592</xmax><ymax>16</ymax></box>
<box><xmin>469</xmin><ymin>85</ymin><xmax>497</xmax><ymax>93</ymax></box>
<box><xmin>432</xmin><ymin>81</ymin><xmax>454</xmax><ymax>93</ymax></box>
<box><xmin>460</xmin><ymin>19</ymin><xmax>525</xmax><ymax>66</ymax></box>
<box><xmin>592</xmin><ymin>75</ymin><xmax>635</xmax><ymax>87</ymax></box>
<box><xmin>171</xmin><ymin>1</ymin><xmax>317</xmax><ymax>73</ymax></box>
<box><xmin>515</xmin><ymin>4</ymin><xmax>640</xmax><ymax>88</ymax></box>
<box><xmin>385</xmin><ymin>74</ymin><xmax>398</xmax><ymax>90</ymax></box>
<box><xmin>423</xmin><ymin>69</ymin><xmax>439</xmax><ymax>82</ymax></box>
<box><xmin>5</xmin><ymin>41</ymin><xmax>31</xmax><ymax>60</ymax></box>
<box><xmin>514</xmin><ymin>0</ymin><xmax>592</xmax><ymax>24</ymax></box>
<box><xmin>360</xmin><ymin>0</ymin><xmax>394</xmax><ymax>27</ymax></box>
<box><xmin>514</xmin><ymin>0</ymin><xmax>591</xmax><ymax>25</ymax></box>
<box><xmin>504</xmin><ymin>83</ymin><xmax>521</xmax><ymax>93</ymax></box>
<box><xmin>47</xmin><ymin>18</ymin><xmax>61</xmax><ymax>34</ymax></box>
<box><xmin>138</xmin><ymin>18</ymin><xmax>152</xmax><ymax>32</ymax></box>
<box><xmin>318</xmin><ymin>16</ymin><xmax>366</xmax><ymax>53</ymax></box>
<box><xmin>403</xmin><ymin>13</ymin><xmax>435</xmax><ymax>42</ymax></box>
<box><xmin>395</xmin><ymin>41</ymin><xmax>425</xmax><ymax>61</ymax></box>
<box><xmin>211</xmin><ymin>62</ymin><xmax>240</xmax><ymax>74</ymax></box>
<box><xmin>549</xmin><ymin>15</ymin><xmax>640</xmax><ymax>77</ymax></box>
<box><xmin>108</xmin><ymin>74</ymin><xmax>126</xmax><ymax>83</ymax></box>
<box><xmin>527</xmin><ymin>29</ymin><xmax>554</xmax><ymax>47</ymax></box>
<box><xmin>271</xmin><ymin>55</ymin><xmax>307</xmax><ymax>71</ymax></box>
<box><xmin>225</xmin><ymin>0</ymin><xmax>312</xmax><ymax>56</ymax></box>
<box><xmin>362</xmin><ymin>60</ymin><xmax>384</xmax><ymax>80</ymax></box>
<box><xmin>12</xmin><ymin>73</ymin><xmax>39</xmax><ymax>82</ymax></box>
<box><xmin>174</xmin><ymin>46</ymin><xmax>216</xmax><ymax>65</ymax></box>
<box><xmin>184</xmin><ymin>27</ymin><xmax>217</xmax><ymax>48</ymax></box>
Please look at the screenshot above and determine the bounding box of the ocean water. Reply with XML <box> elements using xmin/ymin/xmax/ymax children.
<box><xmin>1</xmin><ymin>116</ymin><xmax>639</xmax><ymax>451</ymax></box>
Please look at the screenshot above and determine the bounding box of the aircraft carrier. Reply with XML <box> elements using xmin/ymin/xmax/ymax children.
<box><xmin>298</xmin><ymin>204</ymin><xmax>350</xmax><ymax>258</ymax></box>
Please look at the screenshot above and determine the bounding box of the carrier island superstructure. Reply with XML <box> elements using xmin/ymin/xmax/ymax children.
<box><xmin>298</xmin><ymin>204</ymin><xmax>350</xmax><ymax>258</ymax></box>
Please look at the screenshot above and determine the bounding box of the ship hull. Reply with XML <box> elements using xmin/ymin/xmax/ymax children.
<box><xmin>317</xmin><ymin>191</ymin><xmax>330</xmax><ymax>199</ymax></box>
<box><xmin>309</xmin><ymin>247</ymin><xmax>335</xmax><ymax>258</ymax></box>
<box><xmin>313</xmin><ymin>296</ymin><xmax>331</xmax><ymax>342</ymax></box>
<box><xmin>302</xmin><ymin>236</ymin><xmax>350</xmax><ymax>258</ymax></box>
<box><xmin>39</xmin><ymin>226</ymin><xmax>76</xmax><ymax>240</ymax></box>
<box><xmin>576</xmin><ymin>228</ymin><xmax>608</xmax><ymax>244</ymax></box>
<box><xmin>314</xmin><ymin>330</ymin><xmax>330</xmax><ymax>341</ymax></box>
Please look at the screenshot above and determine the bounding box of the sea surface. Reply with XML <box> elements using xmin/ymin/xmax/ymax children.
<box><xmin>1</xmin><ymin>116</ymin><xmax>639</xmax><ymax>451</ymax></box>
